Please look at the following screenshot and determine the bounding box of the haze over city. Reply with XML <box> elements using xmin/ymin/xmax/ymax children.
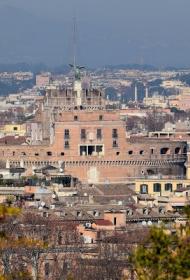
<box><xmin>1</xmin><ymin>1</ymin><xmax>190</xmax><ymax>279</ymax></box>
<box><xmin>0</xmin><ymin>0</ymin><xmax>189</xmax><ymax>67</ymax></box>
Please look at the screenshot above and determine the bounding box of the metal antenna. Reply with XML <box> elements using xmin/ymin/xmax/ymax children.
<box><xmin>69</xmin><ymin>14</ymin><xmax>85</xmax><ymax>81</ymax></box>
<box><xmin>73</xmin><ymin>15</ymin><xmax>77</xmax><ymax>71</ymax></box>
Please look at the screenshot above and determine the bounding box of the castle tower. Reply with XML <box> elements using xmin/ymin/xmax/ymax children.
<box><xmin>69</xmin><ymin>65</ymin><xmax>85</xmax><ymax>107</ymax></box>
<box><xmin>74</xmin><ymin>78</ymin><xmax>82</xmax><ymax>106</ymax></box>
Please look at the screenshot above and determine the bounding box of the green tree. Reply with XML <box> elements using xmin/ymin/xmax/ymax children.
<box><xmin>132</xmin><ymin>207</ymin><xmax>190</xmax><ymax>280</ymax></box>
<box><xmin>132</xmin><ymin>227</ymin><xmax>177</xmax><ymax>280</ymax></box>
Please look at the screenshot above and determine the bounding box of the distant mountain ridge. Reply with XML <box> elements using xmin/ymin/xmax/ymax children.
<box><xmin>0</xmin><ymin>63</ymin><xmax>70</xmax><ymax>74</ymax></box>
<box><xmin>104</xmin><ymin>64</ymin><xmax>157</xmax><ymax>71</ymax></box>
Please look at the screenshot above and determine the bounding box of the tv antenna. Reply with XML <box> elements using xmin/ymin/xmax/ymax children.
<box><xmin>69</xmin><ymin>15</ymin><xmax>85</xmax><ymax>80</ymax></box>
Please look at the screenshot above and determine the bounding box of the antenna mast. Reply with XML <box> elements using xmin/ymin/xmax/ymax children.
<box><xmin>73</xmin><ymin>15</ymin><xmax>77</xmax><ymax>71</ymax></box>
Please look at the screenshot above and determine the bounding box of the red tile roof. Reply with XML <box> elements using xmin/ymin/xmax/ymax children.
<box><xmin>94</xmin><ymin>219</ymin><xmax>113</xmax><ymax>226</ymax></box>
<box><xmin>0</xmin><ymin>136</ymin><xmax>27</xmax><ymax>145</ymax></box>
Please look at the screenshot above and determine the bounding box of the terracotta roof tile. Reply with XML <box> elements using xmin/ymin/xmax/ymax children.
<box><xmin>0</xmin><ymin>136</ymin><xmax>27</xmax><ymax>145</ymax></box>
<box><xmin>94</xmin><ymin>219</ymin><xmax>113</xmax><ymax>226</ymax></box>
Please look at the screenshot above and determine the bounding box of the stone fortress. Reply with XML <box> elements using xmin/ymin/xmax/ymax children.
<box><xmin>0</xmin><ymin>68</ymin><xmax>187</xmax><ymax>184</ymax></box>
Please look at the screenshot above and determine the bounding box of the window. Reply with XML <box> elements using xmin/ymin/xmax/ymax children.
<box><xmin>35</xmin><ymin>153</ymin><xmax>39</xmax><ymax>156</ymax></box>
<box><xmin>13</xmin><ymin>127</ymin><xmax>18</xmax><ymax>131</ymax></box>
<box><xmin>160</xmin><ymin>147</ymin><xmax>170</xmax><ymax>155</ymax></box>
<box><xmin>47</xmin><ymin>151</ymin><xmax>52</xmax><ymax>156</ymax></box>
<box><xmin>128</xmin><ymin>150</ymin><xmax>133</xmax><ymax>155</ymax></box>
<box><xmin>177</xmin><ymin>183</ymin><xmax>183</xmax><ymax>189</ymax></box>
<box><xmin>77</xmin><ymin>211</ymin><xmax>82</xmax><ymax>217</ymax></box>
<box><xmin>93</xmin><ymin>211</ymin><xmax>99</xmax><ymax>217</ymax></box>
<box><xmin>97</xmin><ymin>129</ymin><xmax>102</xmax><ymax>140</ymax></box>
<box><xmin>80</xmin><ymin>146</ymin><xmax>87</xmax><ymax>156</ymax></box>
<box><xmin>175</xmin><ymin>147</ymin><xmax>181</xmax><ymax>154</ymax></box>
<box><xmin>96</xmin><ymin>145</ymin><xmax>103</xmax><ymax>153</ymax></box>
<box><xmin>113</xmin><ymin>140</ymin><xmax>118</xmax><ymax>148</ymax></box>
<box><xmin>74</xmin><ymin>115</ymin><xmax>78</xmax><ymax>121</ymax></box>
<box><xmin>183</xmin><ymin>146</ymin><xmax>187</xmax><ymax>154</ymax></box>
<box><xmin>165</xmin><ymin>183</ymin><xmax>172</xmax><ymax>192</ymax></box>
<box><xmin>64</xmin><ymin>141</ymin><xmax>70</xmax><ymax>149</ymax></box>
<box><xmin>80</xmin><ymin>145</ymin><xmax>103</xmax><ymax>156</ymax></box>
<box><xmin>140</xmin><ymin>150</ymin><xmax>144</xmax><ymax>155</ymax></box>
<box><xmin>43</xmin><ymin>235</ymin><xmax>48</xmax><ymax>242</ymax></box>
<box><xmin>127</xmin><ymin>209</ymin><xmax>133</xmax><ymax>216</ymax></box>
<box><xmin>99</xmin><ymin>115</ymin><xmax>103</xmax><ymax>121</ymax></box>
<box><xmin>147</xmin><ymin>169</ymin><xmax>155</xmax><ymax>175</ymax></box>
<box><xmin>88</xmin><ymin>146</ymin><xmax>95</xmax><ymax>155</ymax></box>
<box><xmin>150</xmin><ymin>148</ymin><xmax>154</xmax><ymax>155</ymax></box>
<box><xmin>140</xmin><ymin>184</ymin><xmax>148</xmax><ymax>194</ymax></box>
<box><xmin>58</xmin><ymin>234</ymin><xmax>62</xmax><ymax>245</ymax></box>
<box><xmin>114</xmin><ymin>217</ymin><xmax>117</xmax><ymax>226</ymax></box>
<box><xmin>81</xmin><ymin>129</ymin><xmax>86</xmax><ymax>140</ymax></box>
<box><xmin>143</xmin><ymin>208</ymin><xmax>149</xmax><ymax>215</ymax></box>
<box><xmin>21</xmin><ymin>152</ymin><xmax>26</xmax><ymax>156</ymax></box>
<box><xmin>61</xmin><ymin>152</ymin><xmax>65</xmax><ymax>156</ymax></box>
<box><xmin>44</xmin><ymin>263</ymin><xmax>50</xmax><ymax>277</ymax></box>
<box><xmin>153</xmin><ymin>183</ymin><xmax>161</xmax><ymax>192</ymax></box>
<box><xmin>64</xmin><ymin>129</ymin><xmax>70</xmax><ymax>139</ymax></box>
<box><xmin>112</xmin><ymin>129</ymin><xmax>118</xmax><ymax>138</ymax></box>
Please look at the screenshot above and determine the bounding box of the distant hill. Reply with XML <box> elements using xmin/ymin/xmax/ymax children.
<box><xmin>0</xmin><ymin>63</ymin><xmax>70</xmax><ymax>75</ymax></box>
<box><xmin>104</xmin><ymin>64</ymin><xmax>157</xmax><ymax>71</ymax></box>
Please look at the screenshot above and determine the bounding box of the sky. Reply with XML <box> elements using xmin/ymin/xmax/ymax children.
<box><xmin>0</xmin><ymin>0</ymin><xmax>190</xmax><ymax>67</ymax></box>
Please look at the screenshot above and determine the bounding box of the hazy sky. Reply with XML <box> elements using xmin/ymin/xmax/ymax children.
<box><xmin>0</xmin><ymin>0</ymin><xmax>190</xmax><ymax>67</ymax></box>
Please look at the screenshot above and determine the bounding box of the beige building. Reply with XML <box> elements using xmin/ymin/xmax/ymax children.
<box><xmin>135</xmin><ymin>178</ymin><xmax>190</xmax><ymax>196</ymax></box>
<box><xmin>0</xmin><ymin>124</ymin><xmax>26</xmax><ymax>136</ymax></box>
<box><xmin>36</xmin><ymin>73</ymin><xmax>51</xmax><ymax>87</ymax></box>
<box><xmin>143</xmin><ymin>94</ymin><xmax>168</xmax><ymax>108</ymax></box>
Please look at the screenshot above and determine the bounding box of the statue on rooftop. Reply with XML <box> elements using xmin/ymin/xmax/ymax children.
<box><xmin>69</xmin><ymin>64</ymin><xmax>85</xmax><ymax>81</ymax></box>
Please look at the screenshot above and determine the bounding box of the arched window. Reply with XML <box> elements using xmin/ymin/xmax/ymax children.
<box><xmin>160</xmin><ymin>147</ymin><xmax>170</xmax><ymax>155</ymax></box>
<box><xmin>147</xmin><ymin>169</ymin><xmax>155</xmax><ymax>175</ymax></box>
<box><xmin>140</xmin><ymin>184</ymin><xmax>148</xmax><ymax>194</ymax></box>
<box><xmin>183</xmin><ymin>146</ymin><xmax>187</xmax><ymax>154</ymax></box>
<box><xmin>175</xmin><ymin>147</ymin><xmax>181</xmax><ymax>154</ymax></box>
<box><xmin>128</xmin><ymin>150</ymin><xmax>133</xmax><ymax>155</ymax></box>
<box><xmin>153</xmin><ymin>183</ymin><xmax>161</xmax><ymax>192</ymax></box>
<box><xmin>165</xmin><ymin>183</ymin><xmax>172</xmax><ymax>192</ymax></box>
